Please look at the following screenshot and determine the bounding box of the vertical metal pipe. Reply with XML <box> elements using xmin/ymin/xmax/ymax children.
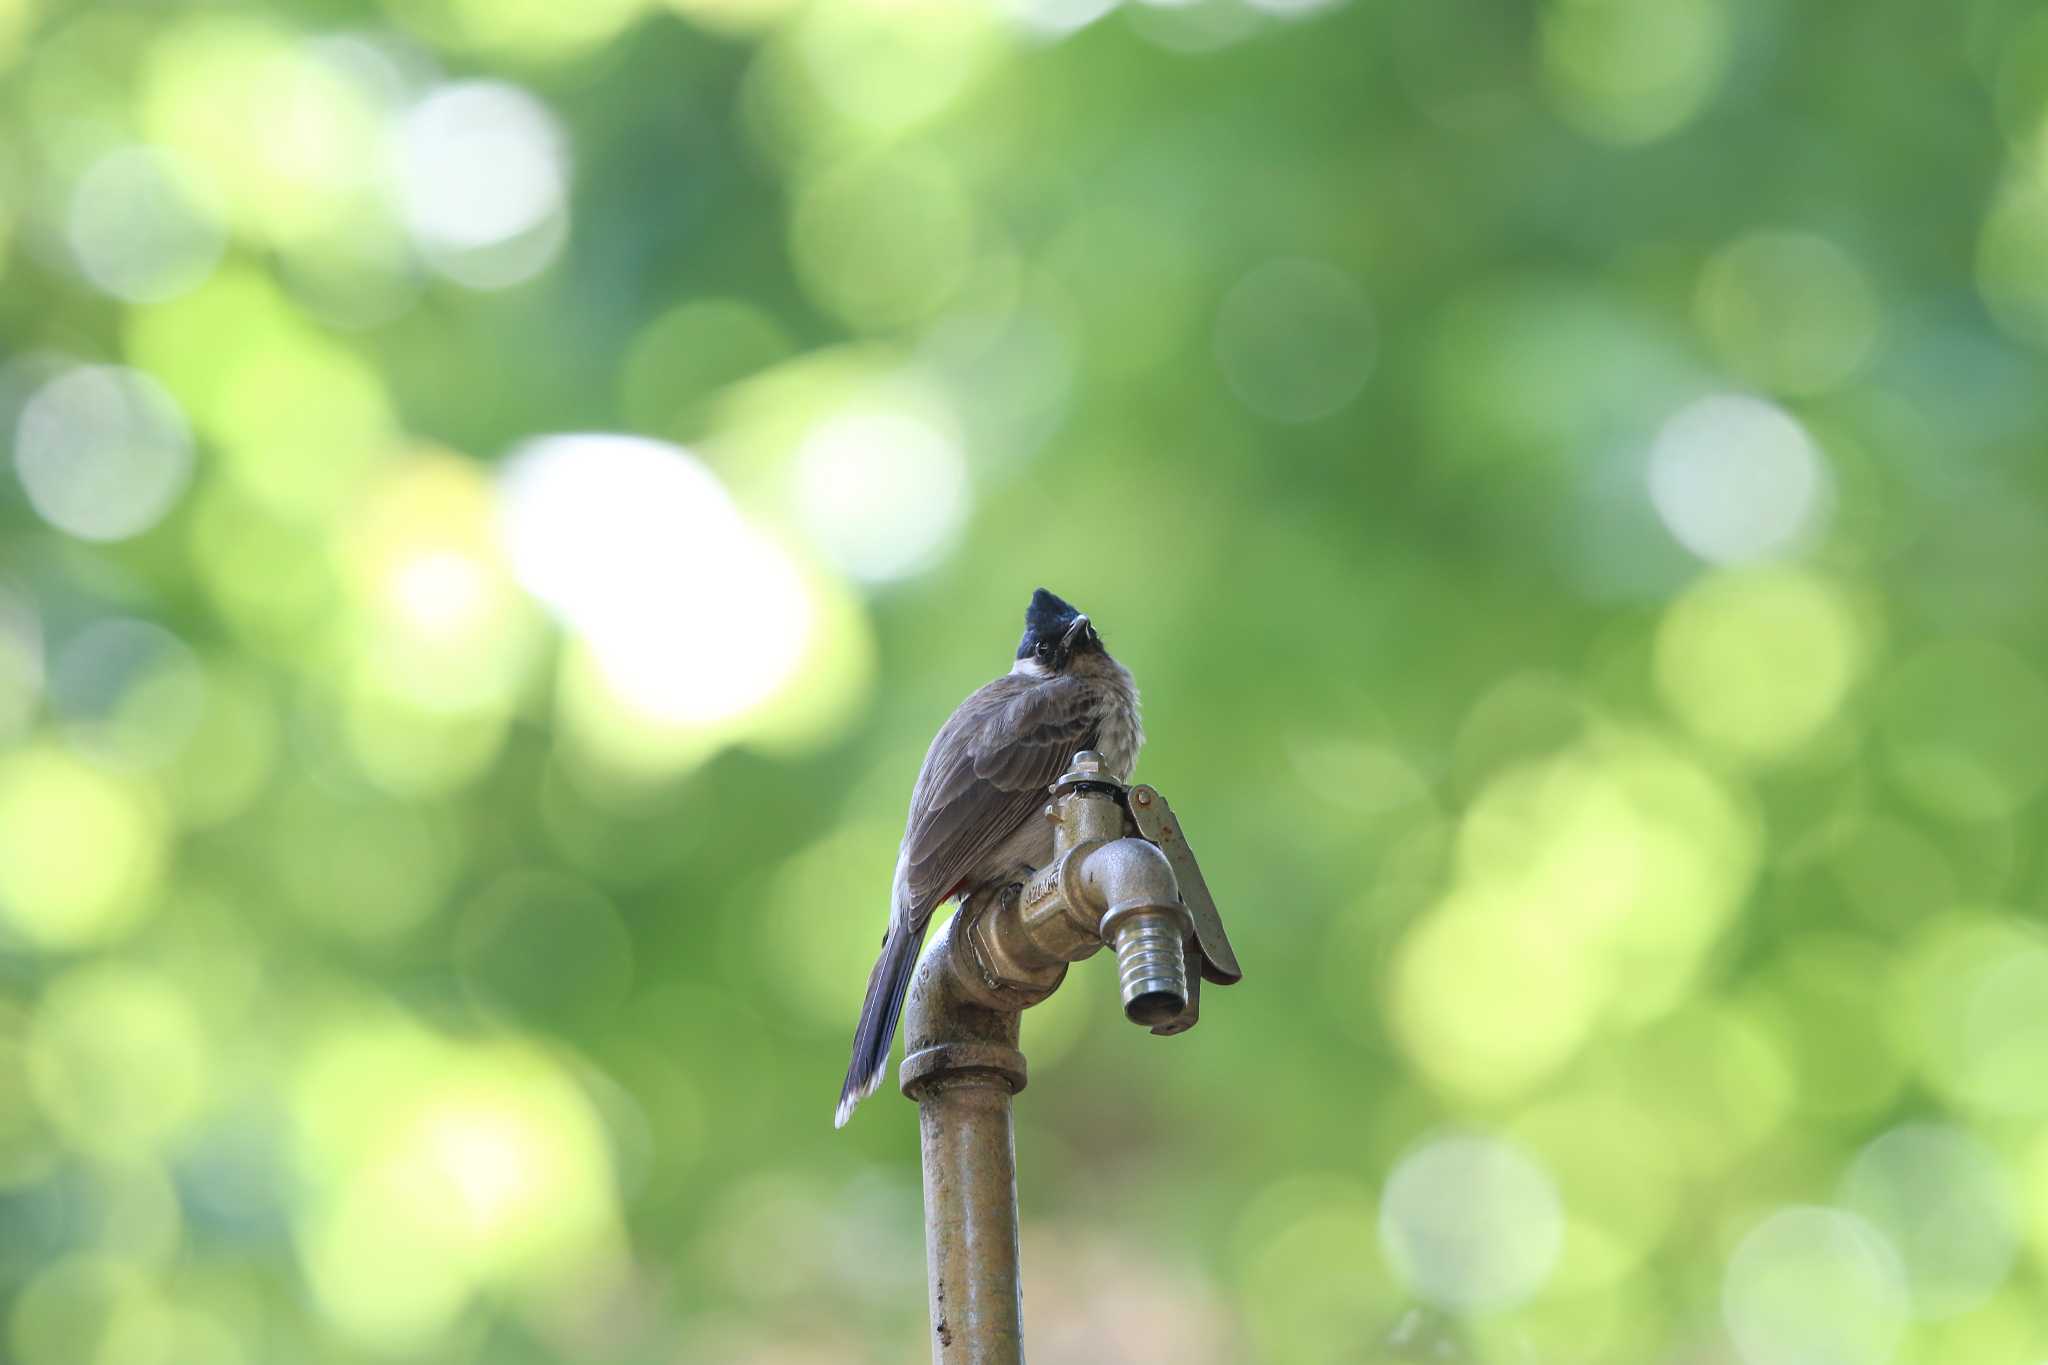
<box><xmin>916</xmin><ymin>1076</ymin><xmax>1022</xmax><ymax>1363</ymax></box>
<box><xmin>899</xmin><ymin>912</ymin><xmax>1029</xmax><ymax>1365</ymax></box>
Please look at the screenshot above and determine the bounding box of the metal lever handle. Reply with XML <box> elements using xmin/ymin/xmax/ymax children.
<box><xmin>1126</xmin><ymin>784</ymin><xmax>1242</xmax><ymax>986</ymax></box>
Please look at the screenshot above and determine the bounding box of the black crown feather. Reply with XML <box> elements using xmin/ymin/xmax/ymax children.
<box><xmin>1024</xmin><ymin>587</ymin><xmax>1080</xmax><ymax>634</ymax></box>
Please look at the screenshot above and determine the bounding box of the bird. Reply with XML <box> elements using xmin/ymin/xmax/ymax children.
<box><xmin>835</xmin><ymin>588</ymin><xmax>1143</xmax><ymax>1128</ymax></box>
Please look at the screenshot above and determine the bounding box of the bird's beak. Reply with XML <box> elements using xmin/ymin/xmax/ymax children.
<box><xmin>1062</xmin><ymin>614</ymin><xmax>1091</xmax><ymax>646</ymax></box>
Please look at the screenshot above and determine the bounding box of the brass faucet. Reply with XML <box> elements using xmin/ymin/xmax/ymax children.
<box><xmin>897</xmin><ymin>752</ymin><xmax>1242</xmax><ymax>1363</ymax></box>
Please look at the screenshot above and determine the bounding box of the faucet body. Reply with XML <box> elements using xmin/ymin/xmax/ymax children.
<box><xmin>896</xmin><ymin>755</ymin><xmax>1237</xmax><ymax>1364</ymax></box>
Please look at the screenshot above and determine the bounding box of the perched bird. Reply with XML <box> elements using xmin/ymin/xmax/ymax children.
<box><xmin>836</xmin><ymin>588</ymin><xmax>1143</xmax><ymax>1128</ymax></box>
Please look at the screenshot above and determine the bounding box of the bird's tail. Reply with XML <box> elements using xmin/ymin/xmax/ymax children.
<box><xmin>835</xmin><ymin>917</ymin><xmax>924</xmax><ymax>1128</ymax></box>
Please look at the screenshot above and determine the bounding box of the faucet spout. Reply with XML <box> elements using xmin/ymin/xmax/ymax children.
<box><xmin>1075</xmin><ymin>836</ymin><xmax>1190</xmax><ymax>1026</ymax></box>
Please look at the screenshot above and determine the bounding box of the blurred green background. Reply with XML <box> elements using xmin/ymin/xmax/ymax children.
<box><xmin>3</xmin><ymin>0</ymin><xmax>2048</xmax><ymax>1360</ymax></box>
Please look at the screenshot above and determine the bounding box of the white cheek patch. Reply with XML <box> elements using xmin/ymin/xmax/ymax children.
<box><xmin>1010</xmin><ymin>656</ymin><xmax>1050</xmax><ymax>678</ymax></box>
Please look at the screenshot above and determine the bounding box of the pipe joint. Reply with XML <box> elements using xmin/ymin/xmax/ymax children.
<box><xmin>960</xmin><ymin>831</ymin><xmax>1193</xmax><ymax>1031</ymax></box>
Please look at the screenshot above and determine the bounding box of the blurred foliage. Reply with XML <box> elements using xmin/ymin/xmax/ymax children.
<box><xmin>2</xmin><ymin>0</ymin><xmax>2048</xmax><ymax>1361</ymax></box>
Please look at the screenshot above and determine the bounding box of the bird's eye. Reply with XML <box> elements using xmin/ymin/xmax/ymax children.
<box><xmin>1034</xmin><ymin>640</ymin><xmax>1054</xmax><ymax>661</ymax></box>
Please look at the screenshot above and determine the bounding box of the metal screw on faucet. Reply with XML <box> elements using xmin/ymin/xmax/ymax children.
<box><xmin>1052</xmin><ymin>750</ymin><xmax>1122</xmax><ymax>799</ymax></box>
<box><xmin>1063</xmin><ymin>751</ymin><xmax>1106</xmax><ymax>783</ymax></box>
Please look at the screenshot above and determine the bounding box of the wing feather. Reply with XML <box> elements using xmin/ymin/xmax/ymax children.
<box><xmin>900</xmin><ymin>674</ymin><xmax>1097</xmax><ymax>919</ymax></box>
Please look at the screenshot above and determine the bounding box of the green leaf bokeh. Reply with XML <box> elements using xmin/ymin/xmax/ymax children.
<box><xmin>2</xmin><ymin>0</ymin><xmax>2047</xmax><ymax>1361</ymax></box>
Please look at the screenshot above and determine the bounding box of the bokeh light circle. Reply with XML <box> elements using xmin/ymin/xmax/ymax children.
<box><xmin>8</xmin><ymin>1258</ymin><xmax>174</xmax><ymax>1365</ymax></box>
<box><xmin>13</xmin><ymin>366</ymin><xmax>195</xmax><ymax>542</ymax></box>
<box><xmin>789</xmin><ymin>152</ymin><xmax>974</xmax><ymax>331</ymax></box>
<box><xmin>1390</xmin><ymin>890</ymin><xmax>1604</xmax><ymax>1102</ymax></box>
<box><xmin>1646</xmin><ymin>395</ymin><xmax>1827</xmax><ymax>564</ymax></box>
<box><xmin>1129</xmin><ymin>0</ymin><xmax>1260</xmax><ymax>53</ymax></box>
<box><xmin>1213</xmin><ymin>258</ymin><xmax>1377</xmax><ymax>423</ymax></box>
<box><xmin>1653</xmin><ymin>568</ymin><xmax>1861</xmax><ymax>762</ymax></box>
<box><xmin>66</xmin><ymin>146</ymin><xmax>227</xmax><ymax>304</ymax></box>
<box><xmin>1838</xmin><ymin>1122</ymin><xmax>2018</xmax><ymax>1320</ymax></box>
<box><xmin>1393</xmin><ymin>733</ymin><xmax>1759</xmax><ymax>1100</ymax></box>
<box><xmin>1696</xmin><ymin>231</ymin><xmax>1881</xmax><ymax>395</ymax></box>
<box><xmin>786</xmin><ymin>3</ymin><xmax>1001</xmax><ymax>131</ymax></box>
<box><xmin>999</xmin><ymin>0</ymin><xmax>1118</xmax><ymax>36</ymax></box>
<box><xmin>28</xmin><ymin>965</ymin><xmax>207</xmax><ymax>1158</ymax></box>
<box><xmin>791</xmin><ymin>411</ymin><xmax>970</xmax><ymax>582</ymax></box>
<box><xmin>1978</xmin><ymin>154</ymin><xmax>2048</xmax><ymax>347</ymax></box>
<box><xmin>387</xmin><ymin>550</ymin><xmax>491</xmax><ymax>639</ymax></box>
<box><xmin>1539</xmin><ymin>0</ymin><xmax>1731</xmax><ymax>145</ymax></box>
<box><xmin>1237</xmin><ymin>1176</ymin><xmax>1397</xmax><ymax>1360</ymax></box>
<box><xmin>1246</xmin><ymin>0</ymin><xmax>1341</xmax><ymax>15</ymax></box>
<box><xmin>619</xmin><ymin>298</ymin><xmax>792</xmax><ymax>440</ymax></box>
<box><xmin>397</xmin><ymin>81</ymin><xmax>569</xmax><ymax>289</ymax></box>
<box><xmin>499</xmin><ymin>434</ymin><xmax>814</xmax><ymax>728</ymax></box>
<box><xmin>0</xmin><ymin>747</ymin><xmax>169</xmax><ymax>950</ymax></box>
<box><xmin>290</xmin><ymin>1026</ymin><xmax>622</xmax><ymax>1352</ymax></box>
<box><xmin>134</xmin><ymin>15</ymin><xmax>386</xmax><ymax>246</ymax></box>
<box><xmin>1378</xmin><ymin>1132</ymin><xmax>1564</xmax><ymax>1313</ymax></box>
<box><xmin>1722</xmin><ymin>1206</ymin><xmax>1906</xmax><ymax>1365</ymax></box>
<box><xmin>1909</xmin><ymin>914</ymin><xmax>2048</xmax><ymax>1118</ymax></box>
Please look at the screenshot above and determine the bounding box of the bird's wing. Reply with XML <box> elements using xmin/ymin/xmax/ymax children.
<box><xmin>899</xmin><ymin>673</ymin><xmax>1098</xmax><ymax>921</ymax></box>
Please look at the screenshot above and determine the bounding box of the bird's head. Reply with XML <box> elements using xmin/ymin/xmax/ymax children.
<box><xmin>1015</xmin><ymin>587</ymin><xmax>1104</xmax><ymax>675</ymax></box>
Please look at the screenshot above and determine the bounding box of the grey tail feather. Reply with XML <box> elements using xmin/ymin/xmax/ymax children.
<box><xmin>835</xmin><ymin>919</ymin><xmax>923</xmax><ymax>1128</ymax></box>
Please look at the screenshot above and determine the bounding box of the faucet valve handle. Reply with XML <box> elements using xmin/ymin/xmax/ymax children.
<box><xmin>1125</xmin><ymin>785</ymin><xmax>1242</xmax><ymax>988</ymax></box>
